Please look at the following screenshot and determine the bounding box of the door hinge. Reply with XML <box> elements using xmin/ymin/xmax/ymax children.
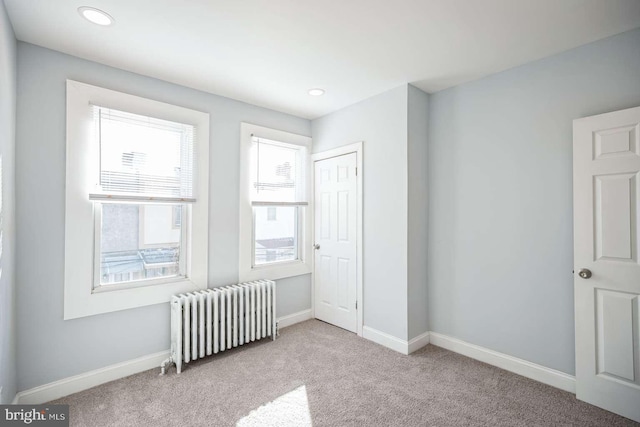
<box><xmin>355</xmin><ymin>301</ymin><xmax>357</xmax><ymax>310</ymax></box>
<box><xmin>355</xmin><ymin>167</ymin><xmax>358</xmax><ymax>176</ymax></box>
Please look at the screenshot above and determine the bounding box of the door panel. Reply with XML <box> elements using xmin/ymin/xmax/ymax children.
<box><xmin>593</xmin><ymin>124</ymin><xmax>639</xmax><ymax>160</ymax></box>
<box><xmin>595</xmin><ymin>289</ymin><xmax>639</xmax><ymax>384</ymax></box>
<box><xmin>574</xmin><ymin>105</ymin><xmax>640</xmax><ymax>422</ymax></box>
<box><xmin>594</xmin><ymin>173</ymin><xmax>637</xmax><ymax>262</ymax></box>
<box><xmin>338</xmin><ymin>191</ymin><xmax>349</xmax><ymax>241</ymax></box>
<box><xmin>314</xmin><ymin>153</ymin><xmax>357</xmax><ymax>333</ymax></box>
<box><xmin>337</xmin><ymin>258</ymin><xmax>350</xmax><ymax>310</ymax></box>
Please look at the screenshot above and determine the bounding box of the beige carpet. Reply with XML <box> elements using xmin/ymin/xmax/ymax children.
<box><xmin>51</xmin><ymin>320</ymin><xmax>637</xmax><ymax>426</ymax></box>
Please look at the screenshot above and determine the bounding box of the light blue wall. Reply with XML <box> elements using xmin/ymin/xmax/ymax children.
<box><xmin>0</xmin><ymin>0</ymin><xmax>17</xmax><ymax>404</ymax></box>
<box><xmin>428</xmin><ymin>28</ymin><xmax>640</xmax><ymax>375</ymax></box>
<box><xmin>312</xmin><ymin>86</ymin><xmax>410</xmax><ymax>340</ymax></box>
<box><xmin>407</xmin><ymin>85</ymin><xmax>429</xmax><ymax>340</ymax></box>
<box><xmin>15</xmin><ymin>43</ymin><xmax>312</xmax><ymax>391</ymax></box>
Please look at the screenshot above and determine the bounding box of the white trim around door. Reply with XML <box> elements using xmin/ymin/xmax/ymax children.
<box><xmin>311</xmin><ymin>142</ymin><xmax>364</xmax><ymax>337</ymax></box>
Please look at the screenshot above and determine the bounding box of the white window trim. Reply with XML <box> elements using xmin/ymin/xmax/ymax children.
<box><xmin>239</xmin><ymin>123</ymin><xmax>312</xmax><ymax>282</ymax></box>
<box><xmin>64</xmin><ymin>80</ymin><xmax>209</xmax><ymax>320</ymax></box>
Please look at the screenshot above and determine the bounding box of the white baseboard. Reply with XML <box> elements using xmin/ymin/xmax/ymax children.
<box><xmin>11</xmin><ymin>394</ymin><xmax>19</xmax><ymax>405</ymax></box>
<box><xmin>363</xmin><ymin>326</ymin><xmax>429</xmax><ymax>355</ymax></box>
<box><xmin>363</xmin><ymin>326</ymin><xmax>408</xmax><ymax>354</ymax></box>
<box><xmin>12</xmin><ymin>321</ymin><xmax>575</xmax><ymax>405</ymax></box>
<box><xmin>277</xmin><ymin>309</ymin><xmax>313</xmax><ymax>329</ymax></box>
<box><xmin>429</xmin><ymin>332</ymin><xmax>576</xmax><ymax>393</ymax></box>
<box><xmin>13</xmin><ymin>310</ymin><xmax>312</xmax><ymax>405</ymax></box>
<box><xmin>361</xmin><ymin>328</ymin><xmax>574</xmax><ymax>394</ymax></box>
<box><xmin>14</xmin><ymin>350</ymin><xmax>170</xmax><ymax>405</ymax></box>
<box><xmin>408</xmin><ymin>331</ymin><xmax>431</xmax><ymax>354</ymax></box>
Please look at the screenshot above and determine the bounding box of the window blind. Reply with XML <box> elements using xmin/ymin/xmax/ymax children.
<box><xmin>89</xmin><ymin>106</ymin><xmax>196</xmax><ymax>202</ymax></box>
<box><xmin>251</xmin><ymin>136</ymin><xmax>306</xmax><ymax>204</ymax></box>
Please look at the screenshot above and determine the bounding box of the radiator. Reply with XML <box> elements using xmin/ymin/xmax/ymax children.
<box><xmin>161</xmin><ymin>280</ymin><xmax>277</xmax><ymax>374</ymax></box>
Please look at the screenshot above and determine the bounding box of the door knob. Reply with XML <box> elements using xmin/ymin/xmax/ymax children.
<box><xmin>314</xmin><ymin>244</ymin><xmax>320</xmax><ymax>250</ymax></box>
<box><xmin>578</xmin><ymin>268</ymin><xmax>592</xmax><ymax>279</ymax></box>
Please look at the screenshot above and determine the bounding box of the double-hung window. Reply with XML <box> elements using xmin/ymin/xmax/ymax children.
<box><xmin>64</xmin><ymin>80</ymin><xmax>209</xmax><ymax>319</ymax></box>
<box><xmin>91</xmin><ymin>107</ymin><xmax>194</xmax><ymax>287</ymax></box>
<box><xmin>239</xmin><ymin>123</ymin><xmax>311</xmax><ymax>281</ymax></box>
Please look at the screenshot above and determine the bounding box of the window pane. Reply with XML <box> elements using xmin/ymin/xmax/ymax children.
<box><xmin>254</xmin><ymin>206</ymin><xmax>297</xmax><ymax>265</ymax></box>
<box><xmin>253</xmin><ymin>138</ymin><xmax>300</xmax><ymax>202</ymax></box>
<box><xmin>99</xmin><ymin>203</ymin><xmax>183</xmax><ymax>285</ymax></box>
<box><xmin>96</xmin><ymin>107</ymin><xmax>195</xmax><ymax>198</ymax></box>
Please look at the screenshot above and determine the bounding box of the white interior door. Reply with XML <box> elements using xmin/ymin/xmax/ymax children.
<box><xmin>574</xmin><ymin>105</ymin><xmax>640</xmax><ymax>423</ymax></box>
<box><xmin>314</xmin><ymin>153</ymin><xmax>357</xmax><ymax>333</ymax></box>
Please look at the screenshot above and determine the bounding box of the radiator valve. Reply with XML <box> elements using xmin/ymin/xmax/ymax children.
<box><xmin>159</xmin><ymin>356</ymin><xmax>174</xmax><ymax>376</ymax></box>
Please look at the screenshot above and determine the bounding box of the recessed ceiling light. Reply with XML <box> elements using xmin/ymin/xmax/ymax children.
<box><xmin>78</xmin><ymin>7</ymin><xmax>114</xmax><ymax>26</ymax></box>
<box><xmin>308</xmin><ymin>88</ymin><xmax>325</xmax><ymax>96</ymax></box>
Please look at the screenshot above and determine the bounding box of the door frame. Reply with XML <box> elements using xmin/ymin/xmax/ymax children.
<box><xmin>311</xmin><ymin>142</ymin><xmax>364</xmax><ymax>337</ymax></box>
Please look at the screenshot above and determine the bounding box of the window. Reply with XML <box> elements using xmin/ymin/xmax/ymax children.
<box><xmin>239</xmin><ymin>123</ymin><xmax>311</xmax><ymax>281</ymax></box>
<box><xmin>251</xmin><ymin>137</ymin><xmax>305</xmax><ymax>266</ymax></box>
<box><xmin>92</xmin><ymin>107</ymin><xmax>192</xmax><ymax>287</ymax></box>
<box><xmin>64</xmin><ymin>80</ymin><xmax>209</xmax><ymax>319</ymax></box>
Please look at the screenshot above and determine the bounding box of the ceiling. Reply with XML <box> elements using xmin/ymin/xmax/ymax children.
<box><xmin>5</xmin><ymin>0</ymin><xmax>640</xmax><ymax>119</ymax></box>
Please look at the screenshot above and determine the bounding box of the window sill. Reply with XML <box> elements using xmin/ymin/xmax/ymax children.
<box><xmin>240</xmin><ymin>260</ymin><xmax>311</xmax><ymax>282</ymax></box>
<box><xmin>91</xmin><ymin>275</ymin><xmax>188</xmax><ymax>294</ymax></box>
<box><xmin>64</xmin><ymin>278</ymin><xmax>204</xmax><ymax>320</ymax></box>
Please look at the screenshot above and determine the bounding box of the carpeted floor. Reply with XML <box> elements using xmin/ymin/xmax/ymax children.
<box><xmin>51</xmin><ymin>320</ymin><xmax>638</xmax><ymax>426</ymax></box>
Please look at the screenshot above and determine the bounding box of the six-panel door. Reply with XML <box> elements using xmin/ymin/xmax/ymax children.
<box><xmin>314</xmin><ymin>153</ymin><xmax>357</xmax><ymax>333</ymax></box>
<box><xmin>573</xmin><ymin>106</ymin><xmax>640</xmax><ymax>423</ymax></box>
